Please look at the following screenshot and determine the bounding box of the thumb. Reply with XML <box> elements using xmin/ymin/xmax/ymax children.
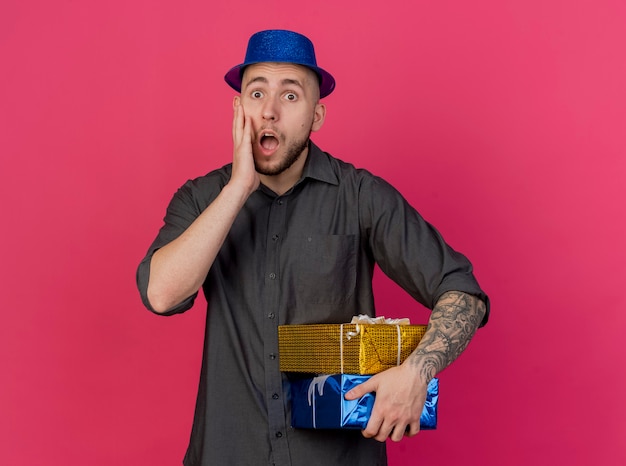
<box><xmin>345</xmin><ymin>377</ymin><xmax>377</xmax><ymax>400</ymax></box>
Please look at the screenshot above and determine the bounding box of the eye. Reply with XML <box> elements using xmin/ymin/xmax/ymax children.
<box><xmin>251</xmin><ymin>90</ymin><xmax>264</xmax><ymax>99</ymax></box>
<box><xmin>284</xmin><ymin>92</ymin><xmax>297</xmax><ymax>101</ymax></box>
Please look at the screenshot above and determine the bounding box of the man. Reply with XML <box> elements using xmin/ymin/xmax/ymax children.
<box><xmin>137</xmin><ymin>29</ymin><xmax>489</xmax><ymax>466</ymax></box>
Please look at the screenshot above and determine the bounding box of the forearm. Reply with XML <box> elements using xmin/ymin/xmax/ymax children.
<box><xmin>147</xmin><ymin>182</ymin><xmax>252</xmax><ymax>313</ymax></box>
<box><xmin>407</xmin><ymin>291</ymin><xmax>486</xmax><ymax>382</ymax></box>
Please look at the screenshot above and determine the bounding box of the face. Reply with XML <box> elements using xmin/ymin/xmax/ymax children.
<box><xmin>237</xmin><ymin>62</ymin><xmax>326</xmax><ymax>177</ymax></box>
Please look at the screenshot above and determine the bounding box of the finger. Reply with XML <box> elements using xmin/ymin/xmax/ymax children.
<box><xmin>232</xmin><ymin>102</ymin><xmax>239</xmax><ymax>142</ymax></box>
<box><xmin>404</xmin><ymin>421</ymin><xmax>421</xmax><ymax>438</ymax></box>
<box><xmin>361</xmin><ymin>411</ymin><xmax>383</xmax><ymax>439</ymax></box>
<box><xmin>371</xmin><ymin>420</ymin><xmax>395</xmax><ymax>443</ymax></box>
<box><xmin>345</xmin><ymin>378</ymin><xmax>376</xmax><ymax>400</ymax></box>
<box><xmin>242</xmin><ymin>114</ymin><xmax>252</xmax><ymax>147</ymax></box>
<box><xmin>232</xmin><ymin>99</ymin><xmax>243</xmax><ymax>144</ymax></box>
<box><xmin>389</xmin><ymin>424</ymin><xmax>407</xmax><ymax>442</ymax></box>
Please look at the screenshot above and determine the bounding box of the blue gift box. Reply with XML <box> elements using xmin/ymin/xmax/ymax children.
<box><xmin>291</xmin><ymin>374</ymin><xmax>438</xmax><ymax>430</ymax></box>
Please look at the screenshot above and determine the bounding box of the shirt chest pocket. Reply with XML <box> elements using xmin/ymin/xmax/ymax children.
<box><xmin>286</xmin><ymin>234</ymin><xmax>357</xmax><ymax>305</ymax></box>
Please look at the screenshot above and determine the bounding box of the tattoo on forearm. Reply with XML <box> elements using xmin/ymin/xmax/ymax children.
<box><xmin>409</xmin><ymin>291</ymin><xmax>486</xmax><ymax>381</ymax></box>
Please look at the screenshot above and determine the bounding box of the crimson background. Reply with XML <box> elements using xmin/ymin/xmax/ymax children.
<box><xmin>1</xmin><ymin>1</ymin><xmax>625</xmax><ymax>465</ymax></box>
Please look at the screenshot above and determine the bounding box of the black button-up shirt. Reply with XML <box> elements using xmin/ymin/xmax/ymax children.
<box><xmin>137</xmin><ymin>142</ymin><xmax>489</xmax><ymax>466</ymax></box>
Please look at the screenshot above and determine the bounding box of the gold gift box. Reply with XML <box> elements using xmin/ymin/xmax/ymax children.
<box><xmin>278</xmin><ymin>323</ymin><xmax>427</xmax><ymax>375</ymax></box>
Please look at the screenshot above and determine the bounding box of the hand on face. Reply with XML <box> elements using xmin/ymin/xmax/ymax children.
<box><xmin>231</xmin><ymin>98</ymin><xmax>260</xmax><ymax>194</ymax></box>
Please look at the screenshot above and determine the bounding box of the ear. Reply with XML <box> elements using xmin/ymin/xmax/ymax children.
<box><xmin>311</xmin><ymin>103</ymin><xmax>326</xmax><ymax>132</ymax></box>
<box><xmin>233</xmin><ymin>95</ymin><xmax>241</xmax><ymax>109</ymax></box>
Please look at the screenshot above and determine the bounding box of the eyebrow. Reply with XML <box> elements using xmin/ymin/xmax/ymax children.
<box><xmin>244</xmin><ymin>76</ymin><xmax>305</xmax><ymax>90</ymax></box>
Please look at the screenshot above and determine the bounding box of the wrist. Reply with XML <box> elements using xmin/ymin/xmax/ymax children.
<box><xmin>223</xmin><ymin>179</ymin><xmax>257</xmax><ymax>204</ymax></box>
<box><xmin>405</xmin><ymin>353</ymin><xmax>438</xmax><ymax>385</ymax></box>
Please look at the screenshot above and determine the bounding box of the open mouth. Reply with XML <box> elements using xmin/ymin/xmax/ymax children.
<box><xmin>259</xmin><ymin>132</ymin><xmax>280</xmax><ymax>152</ymax></box>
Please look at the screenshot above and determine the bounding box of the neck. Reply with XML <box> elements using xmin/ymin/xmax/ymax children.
<box><xmin>259</xmin><ymin>145</ymin><xmax>309</xmax><ymax>195</ymax></box>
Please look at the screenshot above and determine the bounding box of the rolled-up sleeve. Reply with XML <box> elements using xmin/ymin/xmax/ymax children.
<box><xmin>136</xmin><ymin>174</ymin><xmax>224</xmax><ymax>316</ymax></box>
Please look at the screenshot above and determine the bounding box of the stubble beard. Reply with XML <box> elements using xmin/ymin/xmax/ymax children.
<box><xmin>254</xmin><ymin>133</ymin><xmax>310</xmax><ymax>177</ymax></box>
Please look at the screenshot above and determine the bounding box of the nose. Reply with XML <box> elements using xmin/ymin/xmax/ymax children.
<box><xmin>262</xmin><ymin>97</ymin><xmax>278</xmax><ymax>121</ymax></box>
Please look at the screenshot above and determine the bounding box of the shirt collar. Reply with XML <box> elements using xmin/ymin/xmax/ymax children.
<box><xmin>300</xmin><ymin>141</ymin><xmax>339</xmax><ymax>186</ymax></box>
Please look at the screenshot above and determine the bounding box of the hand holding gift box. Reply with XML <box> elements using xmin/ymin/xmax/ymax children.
<box><xmin>291</xmin><ymin>374</ymin><xmax>438</xmax><ymax>430</ymax></box>
<box><xmin>284</xmin><ymin>316</ymin><xmax>439</xmax><ymax>438</ymax></box>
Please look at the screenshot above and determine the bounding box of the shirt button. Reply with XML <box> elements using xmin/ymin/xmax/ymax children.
<box><xmin>269</xmin><ymin>353</ymin><xmax>276</xmax><ymax>360</ymax></box>
<box><xmin>275</xmin><ymin>431</ymin><xmax>283</xmax><ymax>438</ymax></box>
<box><xmin>269</xmin><ymin>272</ymin><xmax>276</xmax><ymax>280</ymax></box>
<box><xmin>267</xmin><ymin>312</ymin><xmax>275</xmax><ymax>319</ymax></box>
<box><xmin>277</xmin><ymin>200</ymin><xmax>283</xmax><ymax>205</ymax></box>
<box><xmin>272</xmin><ymin>234</ymin><xmax>279</xmax><ymax>241</ymax></box>
<box><xmin>272</xmin><ymin>393</ymin><xmax>279</xmax><ymax>400</ymax></box>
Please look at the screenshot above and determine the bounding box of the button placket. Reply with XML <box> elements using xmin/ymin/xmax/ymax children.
<box><xmin>263</xmin><ymin>194</ymin><xmax>289</xmax><ymax>464</ymax></box>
